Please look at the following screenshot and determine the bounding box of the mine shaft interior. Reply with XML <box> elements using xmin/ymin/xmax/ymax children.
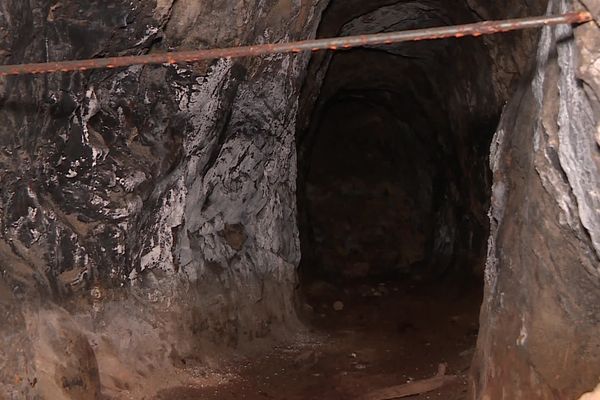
<box><xmin>290</xmin><ymin>2</ymin><xmax>503</xmax><ymax>398</ymax></box>
<box><xmin>2</xmin><ymin>0</ymin><xmax>599</xmax><ymax>399</ymax></box>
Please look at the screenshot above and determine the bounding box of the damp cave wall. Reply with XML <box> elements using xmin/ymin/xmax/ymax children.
<box><xmin>0</xmin><ymin>0</ymin><xmax>327</xmax><ymax>398</ymax></box>
<box><xmin>0</xmin><ymin>0</ymin><xmax>598</xmax><ymax>399</ymax></box>
<box><xmin>472</xmin><ymin>0</ymin><xmax>600</xmax><ymax>398</ymax></box>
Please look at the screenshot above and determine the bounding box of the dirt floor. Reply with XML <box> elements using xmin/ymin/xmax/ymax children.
<box><xmin>155</xmin><ymin>277</ymin><xmax>482</xmax><ymax>400</ymax></box>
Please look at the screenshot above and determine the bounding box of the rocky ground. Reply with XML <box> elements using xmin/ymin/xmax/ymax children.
<box><xmin>154</xmin><ymin>277</ymin><xmax>482</xmax><ymax>400</ymax></box>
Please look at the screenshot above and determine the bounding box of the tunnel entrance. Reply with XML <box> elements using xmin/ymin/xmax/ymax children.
<box><xmin>297</xmin><ymin>1</ymin><xmax>506</xmax><ymax>290</ymax></box>
<box><xmin>293</xmin><ymin>1</ymin><xmax>538</xmax><ymax>397</ymax></box>
<box><xmin>301</xmin><ymin>88</ymin><xmax>438</xmax><ymax>283</ymax></box>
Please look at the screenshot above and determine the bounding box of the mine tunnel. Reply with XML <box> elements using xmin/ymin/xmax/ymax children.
<box><xmin>297</xmin><ymin>2</ymin><xmax>501</xmax><ymax>299</ymax></box>
<box><xmin>297</xmin><ymin>3</ymin><xmax>498</xmax><ymax>286</ymax></box>
<box><xmin>294</xmin><ymin>2</ymin><xmax>505</xmax><ymax>396</ymax></box>
<box><xmin>0</xmin><ymin>0</ymin><xmax>599</xmax><ymax>399</ymax></box>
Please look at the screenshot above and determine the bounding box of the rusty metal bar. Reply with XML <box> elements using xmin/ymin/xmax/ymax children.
<box><xmin>0</xmin><ymin>11</ymin><xmax>592</xmax><ymax>77</ymax></box>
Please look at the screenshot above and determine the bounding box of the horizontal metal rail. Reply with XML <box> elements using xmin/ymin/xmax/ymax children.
<box><xmin>0</xmin><ymin>11</ymin><xmax>592</xmax><ymax>77</ymax></box>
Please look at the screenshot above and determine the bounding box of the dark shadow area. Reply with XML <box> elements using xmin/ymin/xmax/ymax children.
<box><xmin>297</xmin><ymin>14</ymin><xmax>501</xmax><ymax>290</ymax></box>
<box><xmin>293</xmin><ymin>3</ymin><xmax>512</xmax><ymax>396</ymax></box>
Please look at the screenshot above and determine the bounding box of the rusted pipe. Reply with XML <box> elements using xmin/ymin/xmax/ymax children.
<box><xmin>0</xmin><ymin>11</ymin><xmax>592</xmax><ymax>77</ymax></box>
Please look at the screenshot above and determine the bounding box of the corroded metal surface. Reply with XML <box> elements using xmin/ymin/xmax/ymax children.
<box><xmin>0</xmin><ymin>11</ymin><xmax>592</xmax><ymax>77</ymax></box>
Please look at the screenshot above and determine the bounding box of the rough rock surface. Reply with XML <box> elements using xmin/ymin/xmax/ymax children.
<box><xmin>472</xmin><ymin>0</ymin><xmax>600</xmax><ymax>398</ymax></box>
<box><xmin>0</xmin><ymin>0</ymin><xmax>324</xmax><ymax>398</ymax></box>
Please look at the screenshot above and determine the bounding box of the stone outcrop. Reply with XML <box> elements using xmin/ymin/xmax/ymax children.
<box><xmin>472</xmin><ymin>0</ymin><xmax>600</xmax><ymax>398</ymax></box>
<box><xmin>0</xmin><ymin>0</ymin><xmax>324</xmax><ymax>397</ymax></box>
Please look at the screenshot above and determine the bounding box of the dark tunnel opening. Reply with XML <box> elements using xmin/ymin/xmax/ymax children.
<box><xmin>297</xmin><ymin>2</ymin><xmax>504</xmax><ymax>289</ymax></box>
<box><xmin>293</xmin><ymin>2</ymin><xmax>530</xmax><ymax>386</ymax></box>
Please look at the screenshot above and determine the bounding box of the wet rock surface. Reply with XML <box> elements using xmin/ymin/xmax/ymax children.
<box><xmin>472</xmin><ymin>0</ymin><xmax>600</xmax><ymax>398</ymax></box>
<box><xmin>0</xmin><ymin>0</ymin><xmax>324</xmax><ymax>397</ymax></box>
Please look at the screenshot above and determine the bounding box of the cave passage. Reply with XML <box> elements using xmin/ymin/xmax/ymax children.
<box><xmin>294</xmin><ymin>2</ymin><xmax>510</xmax><ymax>395</ymax></box>
<box><xmin>298</xmin><ymin>1</ymin><xmax>502</xmax><ymax>288</ymax></box>
<box><xmin>298</xmin><ymin>54</ymin><xmax>494</xmax><ymax>285</ymax></box>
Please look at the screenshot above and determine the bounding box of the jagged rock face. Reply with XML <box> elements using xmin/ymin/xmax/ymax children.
<box><xmin>0</xmin><ymin>0</ymin><xmax>324</xmax><ymax>398</ymax></box>
<box><xmin>0</xmin><ymin>0</ymin><xmax>320</xmax><ymax>303</ymax></box>
<box><xmin>472</xmin><ymin>0</ymin><xmax>600</xmax><ymax>398</ymax></box>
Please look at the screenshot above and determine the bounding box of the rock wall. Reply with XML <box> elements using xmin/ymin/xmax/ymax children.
<box><xmin>0</xmin><ymin>0</ymin><xmax>325</xmax><ymax>398</ymax></box>
<box><xmin>472</xmin><ymin>0</ymin><xmax>600</xmax><ymax>398</ymax></box>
